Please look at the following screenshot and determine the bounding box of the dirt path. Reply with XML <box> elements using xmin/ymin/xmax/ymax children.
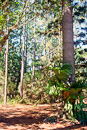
<box><xmin>0</xmin><ymin>104</ymin><xmax>87</xmax><ymax>130</ymax></box>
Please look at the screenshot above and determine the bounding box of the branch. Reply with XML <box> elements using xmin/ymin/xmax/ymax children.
<box><xmin>8</xmin><ymin>0</ymin><xmax>28</xmax><ymax>31</ymax></box>
<box><xmin>0</xmin><ymin>0</ymin><xmax>28</xmax><ymax>52</ymax></box>
<box><xmin>0</xmin><ymin>0</ymin><xmax>8</xmax><ymax>10</ymax></box>
<box><xmin>0</xmin><ymin>15</ymin><xmax>39</xmax><ymax>47</ymax></box>
<box><xmin>0</xmin><ymin>0</ymin><xmax>47</xmax><ymax>52</ymax></box>
<box><xmin>18</xmin><ymin>15</ymin><xmax>38</xmax><ymax>29</ymax></box>
<box><xmin>0</xmin><ymin>29</ymin><xmax>10</xmax><ymax>44</ymax></box>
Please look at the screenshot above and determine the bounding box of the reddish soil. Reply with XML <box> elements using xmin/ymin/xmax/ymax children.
<box><xmin>0</xmin><ymin>104</ymin><xmax>87</xmax><ymax>130</ymax></box>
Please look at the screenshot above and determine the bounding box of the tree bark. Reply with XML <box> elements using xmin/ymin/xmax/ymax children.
<box><xmin>58</xmin><ymin>23</ymin><xmax>61</xmax><ymax>59</ymax></box>
<box><xmin>62</xmin><ymin>0</ymin><xmax>75</xmax><ymax>82</ymax></box>
<box><xmin>50</xmin><ymin>36</ymin><xmax>53</xmax><ymax>77</ymax></box>
<box><xmin>25</xmin><ymin>25</ymin><xmax>28</xmax><ymax>73</ymax></box>
<box><xmin>20</xmin><ymin>12</ymin><xmax>25</xmax><ymax>99</ymax></box>
<box><xmin>32</xmin><ymin>17</ymin><xmax>36</xmax><ymax>81</ymax></box>
<box><xmin>4</xmin><ymin>16</ymin><xmax>9</xmax><ymax>105</ymax></box>
<box><xmin>43</xmin><ymin>16</ymin><xmax>47</xmax><ymax>61</ymax></box>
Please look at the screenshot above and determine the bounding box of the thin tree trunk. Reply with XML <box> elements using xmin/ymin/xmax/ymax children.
<box><xmin>32</xmin><ymin>18</ymin><xmax>36</xmax><ymax>81</ymax></box>
<box><xmin>16</xmin><ymin>30</ymin><xmax>22</xmax><ymax>88</ymax></box>
<box><xmin>25</xmin><ymin>27</ymin><xmax>28</xmax><ymax>73</ymax></box>
<box><xmin>62</xmin><ymin>0</ymin><xmax>75</xmax><ymax>82</ymax></box>
<box><xmin>50</xmin><ymin>36</ymin><xmax>53</xmax><ymax>77</ymax></box>
<box><xmin>44</xmin><ymin>17</ymin><xmax>47</xmax><ymax>61</ymax></box>
<box><xmin>58</xmin><ymin>24</ymin><xmax>61</xmax><ymax>59</ymax></box>
<box><xmin>48</xmin><ymin>48</ymin><xmax>50</xmax><ymax>61</ymax></box>
<box><xmin>20</xmin><ymin>30</ymin><xmax>22</xmax><ymax>55</ymax></box>
<box><xmin>44</xmin><ymin>35</ymin><xmax>46</xmax><ymax>59</ymax></box>
<box><xmin>4</xmin><ymin>17</ymin><xmax>9</xmax><ymax>105</ymax></box>
<box><xmin>50</xmin><ymin>36</ymin><xmax>53</xmax><ymax>59</ymax></box>
<box><xmin>20</xmin><ymin>12</ymin><xmax>25</xmax><ymax>99</ymax></box>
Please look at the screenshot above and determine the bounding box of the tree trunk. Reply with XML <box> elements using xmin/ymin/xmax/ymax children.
<box><xmin>32</xmin><ymin>18</ymin><xmax>36</xmax><ymax>81</ymax></box>
<box><xmin>43</xmin><ymin>16</ymin><xmax>47</xmax><ymax>77</ymax></box>
<box><xmin>50</xmin><ymin>36</ymin><xmax>53</xmax><ymax>77</ymax></box>
<box><xmin>20</xmin><ymin>12</ymin><xmax>25</xmax><ymax>99</ymax></box>
<box><xmin>44</xmin><ymin>35</ymin><xmax>46</xmax><ymax>59</ymax></box>
<box><xmin>20</xmin><ymin>29</ymin><xmax>22</xmax><ymax>55</ymax></box>
<box><xmin>62</xmin><ymin>0</ymin><xmax>75</xmax><ymax>82</ymax></box>
<box><xmin>4</xmin><ymin>17</ymin><xmax>9</xmax><ymax>105</ymax></box>
<box><xmin>25</xmin><ymin>26</ymin><xmax>28</xmax><ymax>73</ymax></box>
<box><xmin>58</xmin><ymin>24</ymin><xmax>61</xmax><ymax>59</ymax></box>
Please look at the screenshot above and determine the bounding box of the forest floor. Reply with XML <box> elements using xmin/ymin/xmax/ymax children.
<box><xmin>0</xmin><ymin>103</ymin><xmax>87</xmax><ymax>130</ymax></box>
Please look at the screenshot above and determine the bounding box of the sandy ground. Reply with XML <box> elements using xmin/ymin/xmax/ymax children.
<box><xmin>0</xmin><ymin>104</ymin><xmax>87</xmax><ymax>130</ymax></box>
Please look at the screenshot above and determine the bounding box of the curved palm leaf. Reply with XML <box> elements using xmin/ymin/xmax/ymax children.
<box><xmin>52</xmin><ymin>63</ymin><xmax>73</xmax><ymax>81</ymax></box>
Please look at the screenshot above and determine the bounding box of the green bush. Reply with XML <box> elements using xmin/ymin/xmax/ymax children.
<box><xmin>22</xmin><ymin>72</ymin><xmax>56</xmax><ymax>104</ymax></box>
<box><xmin>7</xmin><ymin>95</ymin><xmax>21</xmax><ymax>105</ymax></box>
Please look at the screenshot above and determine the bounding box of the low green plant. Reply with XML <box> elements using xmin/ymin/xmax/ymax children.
<box><xmin>47</xmin><ymin>63</ymin><xmax>87</xmax><ymax>122</ymax></box>
<box><xmin>7</xmin><ymin>95</ymin><xmax>21</xmax><ymax>105</ymax></box>
<box><xmin>74</xmin><ymin>95</ymin><xmax>87</xmax><ymax>125</ymax></box>
<box><xmin>21</xmin><ymin>72</ymin><xmax>55</xmax><ymax>104</ymax></box>
<box><xmin>47</xmin><ymin>63</ymin><xmax>73</xmax><ymax>100</ymax></box>
<box><xmin>0</xmin><ymin>69</ymin><xmax>4</xmax><ymax>100</ymax></box>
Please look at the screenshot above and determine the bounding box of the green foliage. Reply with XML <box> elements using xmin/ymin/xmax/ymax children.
<box><xmin>0</xmin><ymin>49</ymin><xmax>5</xmax><ymax>71</ymax></box>
<box><xmin>19</xmin><ymin>98</ymin><xmax>28</xmax><ymax>105</ymax></box>
<box><xmin>47</xmin><ymin>62</ymin><xmax>87</xmax><ymax>122</ymax></box>
<box><xmin>0</xmin><ymin>69</ymin><xmax>4</xmax><ymax>85</ymax></box>
<box><xmin>75</xmin><ymin>48</ymin><xmax>87</xmax><ymax>82</ymax></box>
<box><xmin>7</xmin><ymin>95</ymin><xmax>21</xmax><ymax>105</ymax></box>
<box><xmin>7</xmin><ymin>77</ymin><xmax>18</xmax><ymax>98</ymax></box>
<box><xmin>62</xmin><ymin>81</ymin><xmax>87</xmax><ymax>105</ymax></box>
<box><xmin>70</xmin><ymin>81</ymin><xmax>87</xmax><ymax>89</ymax></box>
<box><xmin>52</xmin><ymin>63</ymin><xmax>73</xmax><ymax>81</ymax></box>
<box><xmin>8</xmin><ymin>50</ymin><xmax>21</xmax><ymax>86</ymax></box>
<box><xmin>47</xmin><ymin>63</ymin><xmax>73</xmax><ymax>97</ymax></box>
<box><xmin>64</xmin><ymin>102</ymin><xmax>73</xmax><ymax>116</ymax></box>
<box><xmin>0</xmin><ymin>40</ymin><xmax>21</xmax><ymax>99</ymax></box>
<box><xmin>74</xmin><ymin>0</ymin><xmax>86</xmax><ymax>46</ymax></box>
<box><xmin>74</xmin><ymin>96</ymin><xmax>87</xmax><ymax>125</ymax></box>
<box><xmin>0</xmin><ymin>69</ymin><xmax>4</xmax><ymax>99</ymax></box>
<box><xmin>62</xmin><ymin>81</ymin><xmax>87</xmax><ymax>123</ymax></box>
<box><xmin>22</xmin><ymin>72</ymin><xmax>55</xmax><ymax>104</ymax></box>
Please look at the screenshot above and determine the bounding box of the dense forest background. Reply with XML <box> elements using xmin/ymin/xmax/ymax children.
<box><xmin>0</xmin><ymin>0</ymin><xmax>87</xmax><ymax>105</ymax></box>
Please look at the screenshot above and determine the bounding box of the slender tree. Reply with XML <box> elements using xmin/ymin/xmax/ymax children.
<box><xmin>44</xmin><ymin>16</ymin><xmax>47</xmax><ymax>60</ymax></box>
<box><xmin>62</xmin><ymin>0</ymin><xmax>75</xmax><ymax>82</ymax></box>
<box><xmin>24</xmin><ymin>44</ymin><xmax>27</xmax><ymax>73</ymax></box>
<box><xmin>32</xmin><ymin>17</ymin><xmax>36</xmax><ymax>81</ymax></box>
<box><xmin>20</xmin><ymin>10</ymin><xmax>25</xmax><ymax>99</ymax></box>
<box><xmin>4</xmin><ymin>16</ymin><xmax>9</xmax><ymax>105</ymax></box>
<box><xmin>50</xmin><ymin>36</ymin><xmax>53</xmax><ymax>77</ymax></box>
<box><xmin>58</xmin><ymin>18</ymin><xmax>61</xmax><ymax>59</ymax></box>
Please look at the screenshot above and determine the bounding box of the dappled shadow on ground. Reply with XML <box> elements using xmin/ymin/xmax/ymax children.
<box><xmin>0</xmin><ymin>104</ymin><xmax>87</xmax><ymax>130</ymax></box>
<box><xmin>0</xmin><ymin>114</ymin><xmax>46</xmax><ymax>126</ymax></box>
<box><xmin>53</xmin><ymin>124</ymin><xmax>87</xmax><ymax>130</ymax></box>
<box><xmin>0</xmin><ymin>104</ymin><xmax>56</xmax><ymax>129</ymax></box>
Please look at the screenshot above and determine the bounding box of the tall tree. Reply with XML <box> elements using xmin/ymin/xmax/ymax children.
<box><xmin>58</xmin><ymin>17</ymin><xmax>62</xmax><ymax>59</ymax></box>
<box><xmin>20</xmin><ymin>10</ymin><xmax>26</xmax><ymax>99</ymax></box>
<box><xmin>4</xmin><ymin>16</ymin><xmax>9</xmax><ymax>105</ymax></box>
<box><xmin>24</xmin><ymin>46</ymin><xmax>27</xmax><ymax>73</ymax></box>
<box><xmin>62</xmin><ymin>0</ymin><xmax>75</xmax><ymax>82</ymax></box>
<box><xmin>32</xmin><ymin>17</ymin><xmax>36</xmax><ymax>81</ymax></box>
<box><xmin>44</xmin><ymin>16</ymin><xmax>47</xmax><ymax>60</ymax></box>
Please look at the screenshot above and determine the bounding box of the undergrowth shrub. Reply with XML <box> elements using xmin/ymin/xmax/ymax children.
<box><xmin>0</xmin><ymin>69</ymin><xmax>4</xmax><ymax>100</ymax></box>
<box><xmin>22</xmin><ymin>73</ymin><xmax>56</xmax><ymax>104</ymax></box>
<box><xmin>7</xmin><ymin>95</ymin><xmax>21</xmax><ymax>105</ymax></box>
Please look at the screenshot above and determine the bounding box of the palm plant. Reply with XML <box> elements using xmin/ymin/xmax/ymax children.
<box><xmin>47</xmin><ymin>63</ymin><xmax>87</xmax><ymax>115</ymax></box>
